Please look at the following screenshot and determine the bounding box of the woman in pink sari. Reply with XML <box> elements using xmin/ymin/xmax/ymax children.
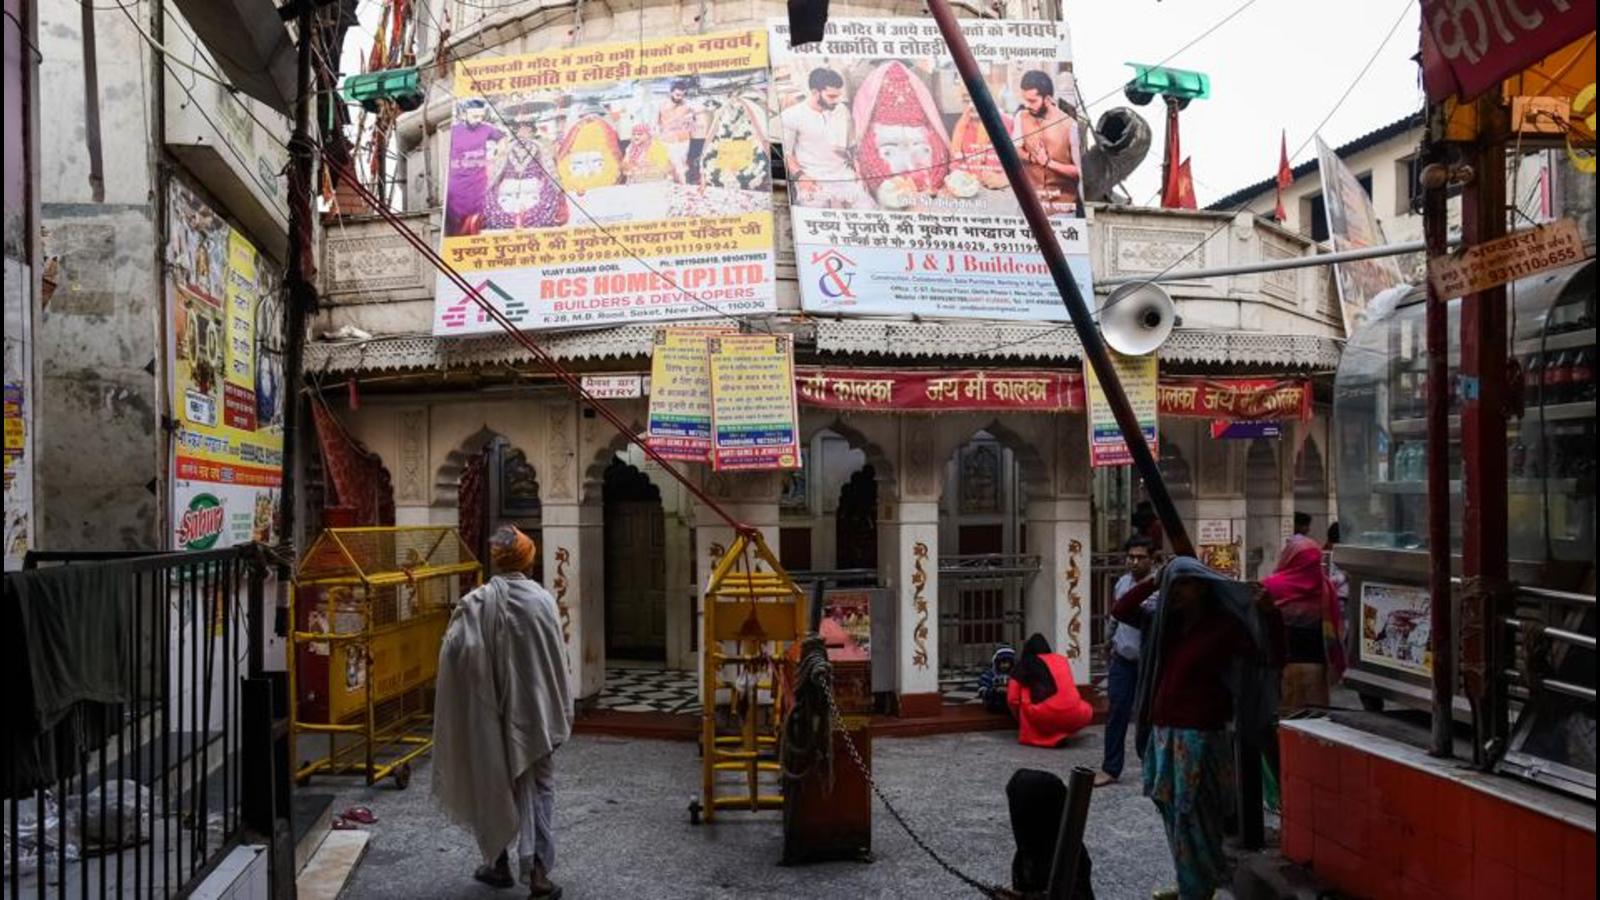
<box><xmin>1262</xmin><ymin>534</ymin><xmax>1346</xmax><ymax>709</ymax></box>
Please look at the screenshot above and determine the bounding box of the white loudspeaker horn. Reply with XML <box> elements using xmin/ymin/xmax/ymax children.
<box><xmin>1099</xmin><ymin>282</ymin><xmax>1176</xmax><ymax>356</ymax></box>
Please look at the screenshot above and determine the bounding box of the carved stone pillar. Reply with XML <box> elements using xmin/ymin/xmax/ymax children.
<box><xmin>541</xmin><ymin>502</ymin><xmax>604</xmax><ymax>701</ymax></box>
<box><xmin>1025</xmin><ymin>497</ymin><xmax>1093</xmax><ymax>685</ymax></box>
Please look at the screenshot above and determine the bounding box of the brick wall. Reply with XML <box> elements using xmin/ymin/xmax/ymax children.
<box><xmin>1279</xmin><ymin>727</ymin><xmax>1596</xmax><ymax>900</ymax></box>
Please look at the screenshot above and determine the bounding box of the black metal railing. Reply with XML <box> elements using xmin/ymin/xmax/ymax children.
<box><xmin>5</xmin><ymin>546</ymin><xmax>268</xmax><ymax>898</ymax></box>
<box><xmin>1493</xmin><ymin>583</ymin><xmax>1596</xmax><ymax>800</ymax></box>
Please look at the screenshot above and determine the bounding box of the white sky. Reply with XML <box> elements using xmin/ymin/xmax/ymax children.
<box><xmin>1066</xmin><ymin>0</ymin><xmax>1424</xmax><ymax>207</ymax></box>
<box><xmin>340</xmin><ymin>0</ymin><xmax>1427</xmax><ymax>209</ymax></box>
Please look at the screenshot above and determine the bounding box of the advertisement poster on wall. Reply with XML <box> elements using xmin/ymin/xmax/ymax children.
<box><xmin>708</xmin><ymin>333</ymin><xmax>801</xmax><ymax>471</ymax></box>
<box><xmin>167</xmin><ymin>181</ymin><xmax>284</xmax><ymax>550</ymax></box>
<box><xmin>1359</xmin><ymin>581</ymin><xmax>1432</xmax><ymax>677</ymax></box>
<box><xmin>431</xmin><ymin>31</ymin><xmax>778</xmax><ymax>334</ymax></box>
<box><xmin>1085</xmin><ymin>352</ymin><xmax>1158</xmax><ymax>468</ymax></box>
<box><xmin>768</xmin><ymin>17</ymin><xmax>1092</xmax><ymax>321</ymax></box>
<box><xmin>646</xmin><ymin>327</ymin><xmax>731</xmax><ymax>462</ymax></box>
<box><xmin>1315</xmin><ymin>136</ymin><xmax>1404</xmax><ymax>337</ymax></box>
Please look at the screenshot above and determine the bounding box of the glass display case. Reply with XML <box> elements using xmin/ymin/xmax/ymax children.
<box><xmin>1332</xmin><ymin>259</ymin><xmax>1596</xmax><ymax>713</ymax></box>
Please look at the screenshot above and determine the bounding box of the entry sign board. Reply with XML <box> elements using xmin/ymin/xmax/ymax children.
<box><xmin>1085</xmin><ymin>352</ymin><xmax>1158</xmax><ymax>468</ymax></box>
<box><xmin>1428</xmin><ymin>219</ymin><xmax>1585</xmax><ymax>300</ymax></box>
<box><xmin>708</xmin><ymin>334</ymin><xmax>801</xmax><ymax>471</ymax></box>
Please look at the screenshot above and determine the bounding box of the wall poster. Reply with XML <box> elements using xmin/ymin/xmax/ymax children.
<box><xmin>707</xmin><ymin>333</ymin><xmax>801</xmax><ymax>471</ymax></box>
<box><xmin>167</xmin><ymin>180</ymin><xmax>284</xmax><ymax>550</ymax></box>
<box><xmin>1085</xmin><ymin>352</ymin><xmax>1158</xmax><ymax>468</ymax></box>
<box><xmin>432</xmin><ymin>31</ymin><xmax>778</xmax><ymax>334</ymax></box>
<box><xmin>769</xmin><ymin>17</ymin><xmax>1092</xmax><ymax>321</ymax></box>
<box><xmin>646</xmin><ymin>327</ymin><xmax>730</xmax><ymax>462</ymax></box>
<box><xmin>1359</xmin><ymin>580</ymin><xmax>1432</xmax><ymax>677</ymax></box>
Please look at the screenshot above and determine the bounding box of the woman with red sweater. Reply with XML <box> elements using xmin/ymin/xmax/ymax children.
<box><xmin>1006</xmin><ymin>634</ymin><xmax>1094</xmax><ymax>747</ymax></box>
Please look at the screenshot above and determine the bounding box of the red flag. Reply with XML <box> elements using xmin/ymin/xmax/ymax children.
<box><xmin>1274</xmin><ymin>130</ymin><xmax>1292</xmax><ymax>221</ymax></box>
<box><xmin>1174</xmin><ymin>158</ymin><xmax>1197</xmax><ymax>210</ymax></box>
<box><xmin>1160</xmin><ymin>100</ymin><xmax>1186</xmax><ymax>208</ymax></box>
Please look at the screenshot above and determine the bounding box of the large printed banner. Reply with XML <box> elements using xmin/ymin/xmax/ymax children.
<box><xmin>433</xmin><ymin>31</ymin><xmax>778</xmax><ymax>334</ymax></box>
<box><xmin>1316</xmin><ymin>137</ymin><xmax>1405</xmax><ymax>337</ymax></box>
<box><xmin>1158</xmin><ymin>377</ymin><xmax>1312</xmax><ymax>422</ymax></box>
<box><xmin>769</xmin><ymin>18</ymin><xmax>1092</xmax><ymax>321</ymax></box>
<box><xmin>1085</xmin><ymin>353</ymin><xmax>1158</xmax><ymax>468</ymax></box>
<box><xmin>167</xmin><ymin>181</ymin><xmax>284</xmax><ymax>550</ymax></box>
<box><xmin>708</xmin><ymin>334</ymin><xmax>801</xmax><ymax>471</ymax></box>
<box><xmin>794</xmin><ymin>368</ymin><xmax>1311</xmax><ymax>421</ymax></box>
<box><xmin>797</xmin><ymin>368</ymin><xmax>1080</xmax><ymax>412</ymax></box>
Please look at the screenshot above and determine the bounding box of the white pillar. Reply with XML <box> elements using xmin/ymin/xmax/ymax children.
<box><xmin>886</xmin><ymin>499</ymin><xmax>940</xmax><ymax>714</ymax></box>
<box><xmin>1025</xmin><ymin>497</ymin><xmax>1094</xmax><ymax>685</ymax></box>
<box><xmin>541</xmin><ymin>502</ymin><xmax>604</xmax><ymax>701</ymax></box>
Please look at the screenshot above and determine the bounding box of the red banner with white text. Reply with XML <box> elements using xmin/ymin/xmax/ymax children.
<box><xmin>792</xmin><ymin>368</ymin><xmax>1311</xmax><ymax>422</ymax></box>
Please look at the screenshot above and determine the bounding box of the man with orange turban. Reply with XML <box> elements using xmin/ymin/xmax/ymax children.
<box><xmin>434</xmin><ymin>525</ymin><xmax>572</xmax><ymax>899</ymax></box>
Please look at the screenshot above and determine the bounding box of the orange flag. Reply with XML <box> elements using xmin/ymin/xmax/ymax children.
<box><xmin>1274</xmin><ymin>130</ymin><xmax>1292</xmax><ymax>221</ymax></box>
<box><xmin>1174</xmin><ymin>158</ymin><xmax>1198</xmax><ymax>209</ymax></box>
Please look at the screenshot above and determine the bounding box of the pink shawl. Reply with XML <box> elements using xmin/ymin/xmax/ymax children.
<box><xmin>1263</xmin><ymin>534</ymin><xmax>1346</xmax><ymax>678</ymax></box>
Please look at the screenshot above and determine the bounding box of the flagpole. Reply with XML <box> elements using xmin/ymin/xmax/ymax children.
<box><xmin>921</xmin><ymin>1</ymin><xmax>1194</xmax><ymax>559</ymax></box>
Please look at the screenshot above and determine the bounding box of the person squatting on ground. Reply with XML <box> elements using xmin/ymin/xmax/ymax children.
<box><xmin>1097</xmin><ymin>537</ymin><xmax>1159</xmax><ymax>787</ymax></box>
<box><xmin>433</xmin><ymin>525</ymin><xmax>573</xmax><ymax>899</ymax></box>
<box><xmin>1007</xmin><ymin>633</ymin><xmax>1094</xmax><ymax>748</ymax></box>
<box><xmin>1113</xmin><ymin>558</ymin><xmax>1284</xmax><ymax>900</ymax></box>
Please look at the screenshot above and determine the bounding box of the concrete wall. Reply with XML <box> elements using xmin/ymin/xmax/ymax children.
<box><xmin>34</xmin><ymin>0</ymin><xmax>161</xmax><ymax>550</ymax></box>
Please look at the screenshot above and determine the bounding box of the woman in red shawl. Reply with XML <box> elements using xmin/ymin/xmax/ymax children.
<box><xmin>1007</xmin><ymin>634</ymin><xmax>1094</xmax><ymax>747</ymax></box>
<box><xmin>1262</xmin><ymin>534</ymin><xmax>1346</xmax><ymax>709</ymax></box>
<box><xmin>852</xmin><ymin>61</ymin><xmax>951</xmax><ymax>209</ymax></box>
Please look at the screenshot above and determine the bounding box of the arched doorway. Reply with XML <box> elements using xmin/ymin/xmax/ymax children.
<box><xmin>1245</xmin><ymin>439</ymin><xmax>1282</xmax><ymax>580</ymax></box>
<box><xmin>836</xmin><ymin>465</ymin><xmax>878</xmax><ymax>570</ymax></box>
<box><xmin>1293</xmin><ymin>436</ymin><xmax>1329</xmax><ymax>541</ymax></box>
<box><xmin>456</xmin><ymin>433</ymin><xmax>543</xmax><ymax>580</ymax></box>
<box><xmin>603</xmin><ymin>457</ymin><xmax>667</xmax><ymax>661</ymax></box>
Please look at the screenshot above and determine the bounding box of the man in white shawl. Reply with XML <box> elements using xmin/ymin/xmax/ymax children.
<box><xmin>433</xmin><ymin>524</ymin><xmax>572</xmax><ymax>898</ymax></box>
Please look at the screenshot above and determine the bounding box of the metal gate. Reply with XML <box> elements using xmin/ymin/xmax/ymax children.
<box><xmin>937</xmin><ymin>554</ymin><xmax>1040</xmax><ymax>676</ymax></box>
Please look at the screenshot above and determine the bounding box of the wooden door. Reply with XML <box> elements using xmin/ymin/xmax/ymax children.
<box><xmin>605</xmin><ymin>498</ymin><xmax>667</xmax><ymax>660</ymax></box>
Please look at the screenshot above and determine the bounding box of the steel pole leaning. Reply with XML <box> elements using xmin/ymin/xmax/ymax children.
<box><xmin>923</xmin><ymin>0</ymin><xmax>1194</xmax><ymax>557</ymax></box>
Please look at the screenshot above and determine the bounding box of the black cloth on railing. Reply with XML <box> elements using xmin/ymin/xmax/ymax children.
<box><xmin>1007</xmin><ymin>768</ymin><xmax>1095</xmax><ymax>898</ymax></box>
<box><xmin>3</xmin><ymin>565</ymin><xmax>131</xmax><ymax>797</ymax></box>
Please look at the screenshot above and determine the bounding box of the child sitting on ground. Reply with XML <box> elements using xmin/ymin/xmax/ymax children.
<box><xmin>977</xmin><ymin>645</ymin><xmax>1017</xmax><ymax>714</ymax></box>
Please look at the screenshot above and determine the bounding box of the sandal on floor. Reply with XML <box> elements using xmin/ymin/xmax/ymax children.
<box><xmin>342</xmin><ymin>806</ymin><xmax>377</xmax><ymax>824</ymax></box>
<box><xmin>474</xmin><ymin>864</ymin><xmax>515</xmax><ymax>889</ymax></box>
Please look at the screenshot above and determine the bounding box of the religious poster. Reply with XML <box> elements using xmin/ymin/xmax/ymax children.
<box><xmin>1196</xmin><ymin>519</ymin><xmax>1240</xmax><ymax>577</ymax></box>
<box><xmin>167</xmin><ymin>180</ymin><xmax>284</xmax><ymax>550</ymax></box>
<box><xmin>1315</xmin><ymin>136</ymin><xmax>1405</xmax><ymax>337</ymax></box>
<box><xmin>822</xmin><ymin>588</ymin><xmax>872</xmax><ymax>660</ymax></box>
<box><xmin>1085</xmin><ymin>352</ymin><xmax>1158</xmax><ymax>468</ymax></box>
<box><xmin>708</xmin><ymin>333</ymin><xmax>801</xmax><ymax>471</ymax></box>
<box><xmin>768</xmin><ymin>17</ymin><xmax>1092</xmax><ymax>320</ymax></box>
<box><xmin>646</xmin><ymin>327</ymin><xmax>730</xmax><ymax>462</ymax></box>
<box><xmin>432</xmin><ymin>31</ymin><xmax>777</xmax><ymax>334</ymax></box>
<box><xmin>1359</xmin><ymin>581</ymin><xmax>1432</xmax><ymax>677</ymax></box>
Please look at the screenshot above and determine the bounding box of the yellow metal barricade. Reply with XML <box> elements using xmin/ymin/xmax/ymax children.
<box><xmin>289</xmin><ymin>526</ymin><xmax>481</xmax><ymax>788</ymax></box>
<box><xmin>698</xmin><ymin>530</ymin><xmax>807</xmax><ymax>822</ymax></box>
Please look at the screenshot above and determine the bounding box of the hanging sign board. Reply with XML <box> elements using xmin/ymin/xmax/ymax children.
<box><xmin>1427</xmin><ymin>219</ymin><xmax>1585</xmax><ymax>300</ymax></box>
<box><xmin>646</xmin><ymin>328</ymin><xmax>729</xmax><ymax>462</ymax></box>
<box><xmin>1085</xmin><ymin>353</ymin><xmax>1158</xmax><ymax>468</ymax></box>
<box><xmin>1420</xmin><ymin>1</ymin><xmax>1596</xmax><ymax>102</ymax></box>
<box><xmin>708</xmin><ymin>333</ymin><xmax>801</xmax><ymax>471</ymax></box>
<box><xmin>1315</xmin><ymin>136</ymin><xmax>1406</xmax><ymax>337</ymax></box>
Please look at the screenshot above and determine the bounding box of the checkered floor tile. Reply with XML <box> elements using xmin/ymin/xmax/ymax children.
<box><xmin>593</xmin><ymin>667</ymin><xmax>701</xmax><ymax>715</ymax></box>
<box><xmin>941</xmin><ymin>669</ymin><xmax>985</xmax><ymax>706</ymax></box>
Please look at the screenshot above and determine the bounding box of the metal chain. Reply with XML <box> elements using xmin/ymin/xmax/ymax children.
<box><xmin>820</xmin><ymin>679</ymin><xmax>1018</xmax><ymax>900</ymax></box>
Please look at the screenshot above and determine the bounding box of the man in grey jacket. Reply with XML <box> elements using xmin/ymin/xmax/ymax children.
<box><xmin>433</xmin><ymin>525</ymin><xmax>572</xmax><ymax>899</ymax></box>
